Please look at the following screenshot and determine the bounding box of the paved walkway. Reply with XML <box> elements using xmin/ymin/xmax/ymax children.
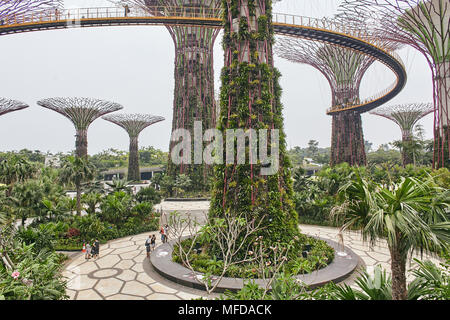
<box><xmin>62</xmin><ymin>201</ymin><xmax>442</xmax><ymax>300</ymax></box>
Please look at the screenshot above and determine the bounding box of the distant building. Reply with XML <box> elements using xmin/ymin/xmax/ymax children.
<box><xmin>102</xmin><ymin>166</ymin><xmax>164</xmax><ymax>181</ymax></box>
<box><xmin>45</xmin><ymin>155</ymin><xmax>61</xmax><ymax>168</ymax></box>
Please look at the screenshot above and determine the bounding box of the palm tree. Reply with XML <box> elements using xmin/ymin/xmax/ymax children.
<box><xmin>332</xmin><ymin>174</ymin><xmax>450</xmax><ymax>300</ymax></box>
<box><xmin>59</xmin><ymin>156</ymin><xmax>95</xmax><ymax>216</ymax></box>
<box><xmin>81</xmin><ymin>192</ymin><xmax>102</xmax><ymax>215</ymax></box>
<box><xmin>0</xmin><ymin>155</ymin><xmax>36</xmax><ymax>196</ymax></box>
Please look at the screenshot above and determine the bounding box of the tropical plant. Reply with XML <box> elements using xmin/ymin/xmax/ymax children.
<box><xmin>105</xmin><ymin>178</ymin><xmax>132</xmax><ymax>194</ymax></box>
<box><xmin>0</xmin><ymin>155</ymin><xmax>36</xmax><ymax>196</ymax></box>
<box><xmin>0</xmin><ymin>242</ymin><xmax>67</xmax><ymax>300</ymax></box>
<box><xmin>59</xmin><ymin>156</ymin><xmax>96</xmax><ymax>216</ymax></box>
<box><xmin>98</xmin><ymin>191</ymin><xmax>134</xmax><ymax>225</ymax></box>
<box><xmin>332</xmin><ymin>175</ymin><xmax>450</xmax><ymax>300</ymax></box>
<box><xmin>135</xmin><ymin>186</ymin><xmax>161</xmax><ymax>205</ymax></box>
<box><xmin>81</xmin><ymin>192</ymin><xmax>103</xmax><ymax>215</ymax></box>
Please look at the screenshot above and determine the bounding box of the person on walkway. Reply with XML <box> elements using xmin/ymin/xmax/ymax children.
<box><xmin>92</xmin><ymin>239</ymin><xmax>100</xmax><ymax>259</ymax></box>
<box><xmin>145</xmin><ymin>235</ymin><xmax>152</xmax><ymax>258</ymax></box>
<box><xmin>159</xmin><ymin>225</ymin><xmax>165</xmax><ymax>243</ymax></box>
<box><xmin>150</xmin><ymin>234</ymin><xmax>156</xmax><ymax>251</ymax></box>
<box><xmin>124</xmin><ymin>5</ymin><xmax>130</xmax><ymax>17</ymax></box>
<box><xmin>85</xmin><ymin>242</ymin><xmax>91</xmax><ymax>260</ymax></box>
<box><xmin>164</xmin><ymin>224</ymin><xmax>169</xmax><ymax>243</ymax></box>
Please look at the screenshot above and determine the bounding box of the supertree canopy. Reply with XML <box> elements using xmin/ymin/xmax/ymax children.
<box><xmin>370</xmin><ymin>103</ymin><xmax>433</xmax><ymax>166</ymax></box>
<box><xmin>276</xmin><ymin>37</ymin><xmax>377</xmax><ymax>166</ymax></box>
<box><xmin>112</xmin><ymin>0</ymin><xmax>222</xmax><ymax>190</ymax></box>
<box><xmin>0</xmin><ymin>0</ymin><xmax>62</xmax><ymax>21</ymax></box>
<box><xmin>340</xmin><ymin>0</ymin><xmax>449</xmax><ymax>168</ymax></box>
<box><xmin>103</xmin><ymin>113</ymin><xmax>165</xmax><ymax>181</ymax></box>
<box><xmin>0</xmin><ymin>98</ymin><xmax>28</xmax><ymax>117</ymax></box>
<box><xmin>209</xmin><ymin>0</ymin><xmax>299</xmax><ymax>244</ymax></box>
<box><xmin>37</xmin><ymin>97</ymin><xmax>123</xmax><ymax>158</ymax></box>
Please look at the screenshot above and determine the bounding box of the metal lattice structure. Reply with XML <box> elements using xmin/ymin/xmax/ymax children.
<box><xmin>0</xmin><ymin>98</ymin><xmax>28</xmax><ymax>117</ymax></box>
<box><xmin>340</xmin><ymin>0</ymin><xmax>450</xmax><ymax>168</ymax></box>
<box><xmin>112</xmin><ymin>0</ymin><xmax>221</xmax><ymax>190</ymax></box>
<box><xmin>0</xmin><ymin>0</ymin><xmax>62</xmax><ymax>21</ymax></box>
<box><xmin>37</xmin><ymin>97</ymin><xmax>123</xmax><ymax>158</ymax></box>
<box><xmin>370</xmin><ymin>103</ymin><xmax>433</xmax><ymax>166</ymax></box>
<box><xmin>276</xmin><ymin>37</ymin><xmax>378</xmax><ymax>166</ymax></box>
<box><xmin>102</xmin><ymin>113</ymin><xmax>165</xmax><ymax>181</ymax></box>
<box><xmin>209</xmin><ymin>0</ymin><xmax>299</xmax><ymax>242</ymax></box>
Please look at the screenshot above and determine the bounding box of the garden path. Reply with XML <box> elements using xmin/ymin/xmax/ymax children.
<box><xmin>62</xmin><ymin>201</ymin><xmax>443</xmax><ymax>300</ymax></box>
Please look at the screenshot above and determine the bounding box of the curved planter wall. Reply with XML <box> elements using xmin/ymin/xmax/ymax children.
<box><xmin>150</xmin><ymin>236</ymin><xmax>359</xmax><ymax>293</ymax></box>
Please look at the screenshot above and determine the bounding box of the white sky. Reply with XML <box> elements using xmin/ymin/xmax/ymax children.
<box><xmin>0</xmin><ymin>0</ymin><xmax>434</xmax><ymax>154</ymax></box>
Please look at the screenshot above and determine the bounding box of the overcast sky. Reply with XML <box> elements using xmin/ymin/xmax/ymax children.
<box><xmin>0</xmin><ymin>0</ymin><xmax>434</xmax><ymax>155</ymax></box>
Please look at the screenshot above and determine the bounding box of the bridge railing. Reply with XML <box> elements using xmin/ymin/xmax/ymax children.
<box><xmin>0</xmin><ymin>6</ymin><xmax>223</xmax><ymax>26</ymax></box>
<box><xmin>326</xmin><ymin>79</ymin><xmax>399</xmax><ymax>114</ymax></box>
<box><xmin>0</xmin><ymin>6</ymin><xmax>405</xmax><ymax>115</ymax></box>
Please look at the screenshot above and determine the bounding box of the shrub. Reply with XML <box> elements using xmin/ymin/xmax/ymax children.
<box><xmin>135</xmin><ymin>186</ymin><xmax>161</xmax><ymax>205</ymax></box>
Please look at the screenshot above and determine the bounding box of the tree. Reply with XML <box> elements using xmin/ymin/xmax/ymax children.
<box><xmin>81</xmin><ymin>192</ymin><xmax>103</xmax><ymax>215</ymax></box>
<box><xmin>364</xmin><ymin>140</ymin><xmax>373</xmax><ymax>153</ymax></box>
<box><xmin>102</xmin><ymin>113</ymin><xmax>165</xmax><ymax>181</ymax></box>
<box><xmin>0</xmin><ymin>155</ymin><xmax>36</xmax><ymax>197</ymax></box>
<box><xmin>99</xmin><ymin>191</ymin><xmax>134</xmax><ymax>226</ymax></box>
<box><xmin>37</xmin><ymin>97</ymin><xmax>123</xmax><ymax>158</ymax></box>
<box><xmin>307</xmin><ymin>140</ymin><xmax>319</xmax><ymax>158</ymax></box>
<box><xmin>174</xmin><ymin>174</ymin><xmax>192</xmax><ymax>197</ymax></box>
<box><xmin>332</xmin><ymin>175</ymin><xmax>450</xmax><ymax>300</ymax></box>
<box><xmin>59</xmin><ymin>156</ymin><xmax>96</xmax><ymax>216</ymax></box>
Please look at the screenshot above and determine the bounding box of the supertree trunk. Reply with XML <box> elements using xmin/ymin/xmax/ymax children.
<box><xmin>370</xmin><ymin>103</ymin><xmax>434</xmax><ymax>167</ymax></box>
<box><xmin>209</xmin><ymin>0</ymin><xmax>299</xmax><ymax>243</ymax></box>
<box><xmin>340</xmin><ymin>0</ymin><xmax>450</xmax><ymax>168</ymax></box>
<box><xmin>331</xmin><ymin>111</ymin><xmax>366</xmax><ymax>166</ymax></box>
<box><xmin>330</xmin><ymin>86</ymin><xmax>366</xmax><ymax>166</ymax></box>
<box><xmin>128</xmin><ymin>136</ymin><xmax>140</xmax><ymax>181</ymax></box>
<box><xmin>434</xmin><ymin>60</ymin><xmax>450</xmax><ymax>168</ymax></box>
<box><xmin>401</xmin><ymin>132</ymin><xmax>413</xmax><ymax>166</ymax></box>
<box><xmin>75</xmin><ymin>129</ymin><xmax>88</xmax><ymax>158</ymax></box>
<box><xmin>37</xmin><ymin>97</ymin><xmax>123</xmax><ymax>159</ymax></box>
<box><xmin>102</xmin><ymin>113</ymin><xmax>165</xmax><ymax>182</ymax></box>
<box><xmin>164</xmin><ymin>1</ymin><xmax>221</xmax><ymax>191</ymax></box>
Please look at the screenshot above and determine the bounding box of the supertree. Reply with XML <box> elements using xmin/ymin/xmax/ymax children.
<box><xmin>0</xmin><ymin>98</ymin><xmax>28</xmax><ymax>117</ymax></box>
<box><xmin>102</xmin><ymin>113</ymin><xmax>165</xmax><ymax>181</ymax></box>
<box><xmin>111</xmin><ymin>0</ymin><xmax>222</xmax><ymax>190</ymax></box>
<box><xmin>370</xmin><ymin>103</ymin><xmax>433</xmax><ymax>166</ymax></box>
<box><xmin>0</xmin><ymin>0</ymin><xmax>62</xmax><ymax>22</ymax></box>
<box><xmin>340</xmin><ymin>0</ymin><xmax>449</xmax><ymax>168</ymax></box>
<box><xmin>208</xmin><ymin>0</ymin><xmax>299</xmax><ymax>244</ymax></box>
<box><xmin>37</xmin><ymin>97</ymin><xmax>123</xmax><ymax>158</ymax></box>
<box><xmin>276</xmin><ymin>37</ymin><xmax>377</xmax><ymax>166</ymax></box>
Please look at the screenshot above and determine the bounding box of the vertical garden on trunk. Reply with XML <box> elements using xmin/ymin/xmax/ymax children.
<box><xmin>209</xmin><ymin>0</ymin><xmax>299</xmax><ymax>244</ymax></box>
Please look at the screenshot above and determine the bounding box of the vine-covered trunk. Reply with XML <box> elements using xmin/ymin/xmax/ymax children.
<box><xmin>401</xmin><ymin>133</ymin><xmax>414</xmax><ymax>167</ymax></box>
<box><xmin>209</xmin><ymin>0</ymin><xmax>299</xmax><ymax>243</ymax></box>
<box><xmin>128</xmin><ymin>136</ymin><xmax>140</xmax><ymax>181</ymax></box>
<box><xmin>433</xmin><ymin>53</ymin><xmax>450</xmax><ymax>168</ymax></box>
<box><xmin>330</xmin><ymin>110</ymin><xmax>366</xmax><ymax>166</ymax></box>
<box><xmin>76</xmin><ymin>183</ymin><xmax>82</xmax><ymax>216</ymax></box>
<box><xmin>75</xmin><ymin>129</ymin><xmax>88</xmax><ymax>158</ymax></box>
<box><xmin>166</xmin><ymin>23</ymin><xmax>220</xmax><ymax>191</ymax></box>
<box><xmin>389</xmin><ymin>244</ymin><xmax>408</xmax><ymax>300</ymax></box>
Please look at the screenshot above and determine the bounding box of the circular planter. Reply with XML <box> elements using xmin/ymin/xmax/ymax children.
<box><xmin>150</xmin><ymin>236</ymin><xmax>359</xmax><ymax>293</ymax></box>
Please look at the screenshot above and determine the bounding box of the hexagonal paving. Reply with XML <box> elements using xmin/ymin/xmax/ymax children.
<box><xmin>62</xmin><ymin>201</ymin><xmax>443</xmax><ymax>300</ymax></box>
